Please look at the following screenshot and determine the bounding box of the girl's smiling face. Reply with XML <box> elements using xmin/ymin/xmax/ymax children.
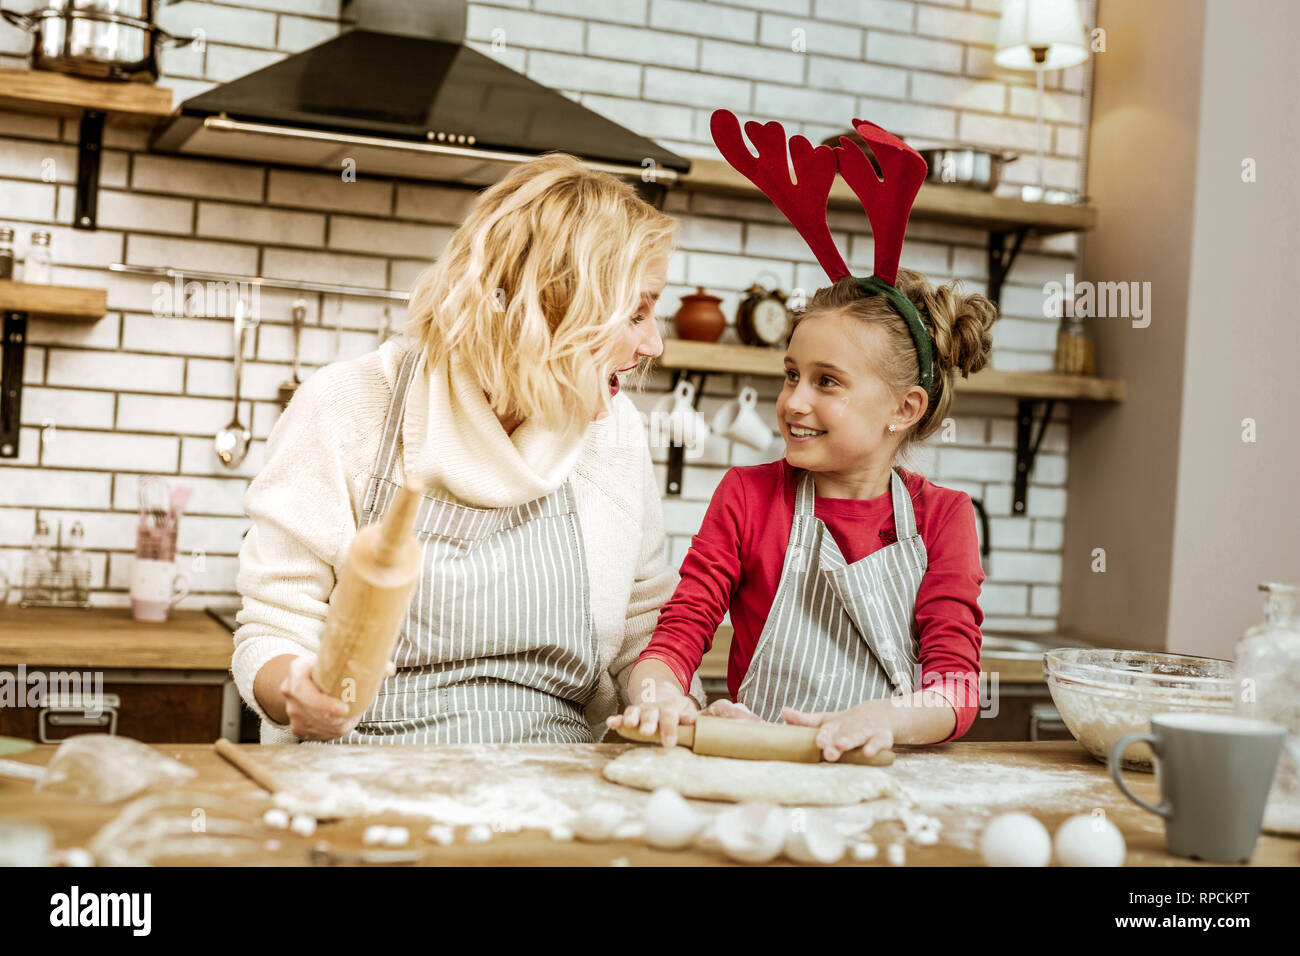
<box><xmin>778</xmin><ymin>310</ymin><xmax>921</xmax><ymax>483</ymax></box>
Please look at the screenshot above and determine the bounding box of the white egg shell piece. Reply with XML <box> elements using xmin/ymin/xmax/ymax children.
<box><xmin>261</xmin><ymin>808</ymin><xmax>289</xmax><ymax>830</ymax></box>
<box><xmin>1054</xmin><ymin>814</ymin><xmax>1126</xmax><ymax>867</ymax></box>
<box><xmin>980</xmin><ymin>812</ymin><xmax>1052</xmax><ymax>867</ymax></box>
<box><xmin>642</xmin><ymin>788</ymin><xmax>704</xmax><ymax>850</ymax></box>
<box><xmin>715</xmin><ymin>803</ymin><xmax>787</xmax><ymax>864</ymax></box>
<box><xmin>573</xmin><ymin>801</ymin><xmax>627</xmax><ymax>842</ymax></box>
<box><xmin>783</xmin><ymin>814</ymin><xmax>845</xmax><ymax>865</ymax></box>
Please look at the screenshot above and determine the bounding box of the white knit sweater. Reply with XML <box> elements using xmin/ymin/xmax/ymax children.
<box><xmin>233</xmin><ymin>338</ymin><xmax>700</xmax><ymax>744</ymax></box>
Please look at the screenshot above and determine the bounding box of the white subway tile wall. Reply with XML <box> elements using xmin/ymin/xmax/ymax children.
<box><xmin>0</xmin><ymin>0</ymin><xmax>1094</xmax><ymax>633</ymax></box>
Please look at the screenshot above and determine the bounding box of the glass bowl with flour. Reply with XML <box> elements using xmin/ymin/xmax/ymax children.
<box><xmin>1045</xmin><ymin>649</ymin><xmax>1235</xmax><ymax>771</ymax></box>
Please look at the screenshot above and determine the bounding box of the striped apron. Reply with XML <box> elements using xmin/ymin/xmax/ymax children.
<box><xmin>737</xmin><ymin>466</ymin><xmax>927</xmax><ymax>722</ymax></box>
<box><xmin>336</xmin><ymin>347</ymin><xmax>600</xmax><ymax>744</ymax></box>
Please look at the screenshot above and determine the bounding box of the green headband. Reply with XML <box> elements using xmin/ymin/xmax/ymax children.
<box><xmin>856</xmin><ymin>275</ymin><xmax>935</xmax><ymax>399</ymax></box>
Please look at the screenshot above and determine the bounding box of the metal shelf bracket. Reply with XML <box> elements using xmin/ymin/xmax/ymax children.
<box><xmin>1013</xmin><ymin>397</ymin><xmax>1056</xmax><ymax>515</ymax></box>
<box><xmin>987</xmin><ymin>227</ymin><xmax>1029</xmax><ymax>310</ymax></box>
<box><xmin>1</xmin><ymin>309</ymin><xmax>28</xmax><ymax>458</ymax></box>
<box><xmin>73</xmin><ymin>109</ymin><xmax>106</xmax><ymax>231</ymax></box>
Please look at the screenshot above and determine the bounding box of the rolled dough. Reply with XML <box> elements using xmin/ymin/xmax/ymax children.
<box><xmin>603</xmin><ymin>746</ymin><xmax>907</xmax><ymax>806</ymax></box>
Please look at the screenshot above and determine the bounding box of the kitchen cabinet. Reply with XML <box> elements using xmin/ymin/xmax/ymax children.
<box><xmin>0</xmin><ymin>607</ymin><xmax>238</xmax><ymax>744</ymax></box>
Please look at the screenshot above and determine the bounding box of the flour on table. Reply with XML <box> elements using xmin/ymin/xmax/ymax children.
<box><xmin>602</xmin><ymin>746</ymin><xmax>907</xmax><ymax>805</ymax></box>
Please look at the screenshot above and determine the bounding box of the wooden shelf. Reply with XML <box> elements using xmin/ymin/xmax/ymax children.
<box><xmin>657</xmin><ymin>339</ymin><xmax>1124</xmax><ymax>402</ymax></box>
<box><xmin>0</xmin><ymin>66</ymin><xmax>174</xmax><ymax>125</ymax></box>
<box><xmin>0</xmin><ymin>280</ymin><xmax>106</xmax><ymax>321</ymax></box>
<box><xmin>680</xmin><ymin>156</ymin><xmax>1097</xmax><ymax>236</ymax></box>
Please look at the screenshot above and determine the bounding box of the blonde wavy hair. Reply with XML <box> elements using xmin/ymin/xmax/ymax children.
<box><xmin>797</xmin><ymin>268</ymin><xmax>998</xmax><ymax>472</ymax></box>
<box><xmin>406</xmin><ymin>152</ymin><xmax>678</xmax><ymax>430</ymax></box>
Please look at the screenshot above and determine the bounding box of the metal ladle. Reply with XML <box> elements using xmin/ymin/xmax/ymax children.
<box><xmin>215</xmin><ymin>299</ymin><xmax>252</xmax><ymax>469</ymax></box>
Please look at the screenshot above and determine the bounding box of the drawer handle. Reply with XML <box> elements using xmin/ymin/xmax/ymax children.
<box><xmin>37</xmin><ymin>699</ymin><xmax>119</xmax><ymax>743</ymax></box>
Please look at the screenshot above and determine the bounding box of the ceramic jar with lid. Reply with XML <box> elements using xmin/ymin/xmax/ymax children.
<box><xmin>673</xmin><ymin>286</ymin><xmax>725</xmax><ymax>343</ymax></box>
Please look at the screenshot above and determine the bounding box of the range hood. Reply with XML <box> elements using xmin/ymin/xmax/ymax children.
<box><xmin>152</xmin><ymin>0</ymin><xmax>689</xmax><ymax>198</ymax></box>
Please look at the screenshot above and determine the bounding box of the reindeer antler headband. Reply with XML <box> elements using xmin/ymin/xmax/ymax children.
<box><xmin>709</xmin><ymin>109</ymin><xmax>935</xmax><ymax>398</ymax></box>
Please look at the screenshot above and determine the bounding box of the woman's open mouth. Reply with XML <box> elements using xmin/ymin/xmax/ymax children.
<box><xmin>608</xmin><ymin>364</ymin><xmax>639</xmax><ymax>397</ymax></box>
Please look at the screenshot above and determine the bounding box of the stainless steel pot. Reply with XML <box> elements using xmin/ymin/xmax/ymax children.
<box><xmin>1</xmin><ymin>5</ymin><xmax>191</xmax><ymax>82</ymax></box>
<box><xmin>43</xmin><ymin>0</ymin><xmax>152</xmax><ymax>17</ymax></box>
<box><xmin>822</xmin><ymin>129</ymin><xmax>1019</xmax><ymax>193</ymax></box>
<box><xmin>915</xmin><ymin>146</ymin><xmax>1019</xmax><ymax>192</ymax></box>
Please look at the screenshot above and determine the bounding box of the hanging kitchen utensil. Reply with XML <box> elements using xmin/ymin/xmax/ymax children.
<box><xmin>277</xmin><ymin>299</ymin><xmax>307</xmax><ymax>411</ymax></box>
<box><xmin>214</xmin><ymin>299</ymin><xmax>252</xmax><ymax>469</ymax></box>
<box><xmin>331</xmin><ymin>295</ymin><xmax>343</xmax><ymax>362</ymax></box>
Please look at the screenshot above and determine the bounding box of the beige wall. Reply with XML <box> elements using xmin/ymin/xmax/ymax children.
<box><xmin>1167</xmin><ymin>0</ymin><xmax>1300</xmax><ymax>654</ymax></box>
<box><xmin>1066</xmin><ymin>0</ymin><xmax>1300</xmax><ymax>655</ymax></box>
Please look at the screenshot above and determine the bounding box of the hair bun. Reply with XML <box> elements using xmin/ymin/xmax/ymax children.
<box><xmin>896</xmin><ymin>268</ymin><xmax>996</xmax><ymax>380</ymax></box>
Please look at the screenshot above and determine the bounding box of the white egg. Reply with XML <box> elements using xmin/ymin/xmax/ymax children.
<box><xmin>573</xmin><ymin>802</ymin><xmax>626</xmax><ymax>842</ymax></box>
<box><xmin>783</xmin><ymin>814</ymin><xmax>845</xmax><ymax>865</ymax></box>
<box><xmin>643</xmin><ymin>788</ymin><xmax>704</xmax><ymax>850</ymax></box>
<box><xmin>886</xmin><ymin>842</ymin><xmax>906</xmax><ymax>866</ymax></box>
<box><xmin>383</xmin><ymin>826</ymin><xmax>410</xmax><ymax>847</ymax></box>
<box><xmin>1054</xmin><ymin>814</ymin><xmax>1126</xmax><ymax>867</ymax></box>
<box><xmin>426</xmin><ymin>824</ymin><xmax>455</xmax><ymax>846</ymax></box>
<box><xmin>851</xmin><ymin>842</ymin><xmax>878</xmax><ymax>862</ymax></box>
<box><xmin>261</xmin><ymin>808</ymin><xmax>289</xmax><ymax>830</ymax></box>
<box><xmin>362</xmin><ymin>824</ymin><xmax>388</xmax><ymax>846</ymax></box>
<box><xmin>715</xmin><ymin>803</ymin><xmax>787</xmax><ymax>864</ymax></box>
<box><xmin>289</xmin><ymin>814</ymin><xmax>317</xmax><ymax>838</ymax></box>
<box><xmin>979</xmin><ymin>812</ymin><xmax>1052</xmax><ymax>867</ymax></box>
<box><xmin>466</xmin><ymin>824</ymin><xmax>492</xmax><ymax>844</ymax></box>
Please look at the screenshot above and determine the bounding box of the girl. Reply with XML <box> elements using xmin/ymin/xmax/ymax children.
<box><xmin>610</xmin><ymin>111</ymin><xmax>995</xmax><ymax>762</ymax></box>
<box><xmin>234</xmin><ymin>153</ymin><xmax>705</xmax><ymax>744</ymax></box>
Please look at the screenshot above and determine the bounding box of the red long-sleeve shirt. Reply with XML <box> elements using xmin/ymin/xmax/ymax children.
<box><xmin>639</xmin><ymin>460</ymin><xmax>985</xmax><ymax>743</ymax></box>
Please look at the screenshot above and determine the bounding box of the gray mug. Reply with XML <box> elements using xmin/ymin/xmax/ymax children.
<box><xmin>1110</xmin><ymin>712</ymin><xmax>1286</xmax><ymax>863</ymax></box>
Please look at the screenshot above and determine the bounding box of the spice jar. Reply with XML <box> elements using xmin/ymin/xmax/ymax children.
<box><xmin>1055</xmin><ymin>313</ymin><xmax>1095</xmax><ymax>375</ymax></box>
<box><xmin>25</xmin><ymin>230</ymin><xmax>52</xmax><ymax>284</ymax></box>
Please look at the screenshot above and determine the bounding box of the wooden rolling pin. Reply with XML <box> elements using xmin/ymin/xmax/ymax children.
<box><xmin>616</xmin><ymin>714</ymin><xmax>894</xmax><ymax>766</ymax></box>
<box><xmin>313</xmin><ymin>480</ymin><xmax>424</xmax><ymax>719</ymax></box>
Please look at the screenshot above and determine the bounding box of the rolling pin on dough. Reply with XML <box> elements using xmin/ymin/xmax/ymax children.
<box><xmin>616</xmin><ymin>714</ymin><xmax>894</xmax><ymax>766</ymax></box>
<box><xmin>313</xmin><ymin>480</ymin><xmax>425</xmax><ymax>720</ymax></box>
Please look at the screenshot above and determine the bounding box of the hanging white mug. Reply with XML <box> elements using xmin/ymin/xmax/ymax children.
<box><xmin>650</xmin><ymin>379</ymin><xmax>710</xmax><ymax>452</ymax></box>
<box><xmin>712</xmin><ymin>386</ymin><xmax>772</xmax><ymax>451</ymax></box>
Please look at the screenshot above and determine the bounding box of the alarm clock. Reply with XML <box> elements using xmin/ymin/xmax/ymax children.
<box><xmin>735</xmin><ymin>283</ymin><xmax>791</xmax><ymax>348</ymax></box>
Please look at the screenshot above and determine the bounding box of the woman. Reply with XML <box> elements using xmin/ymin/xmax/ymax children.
<box><xmin>232</xmin><ymin>153</ymin><xmax>704</xmax><ymax>744</ymax></box>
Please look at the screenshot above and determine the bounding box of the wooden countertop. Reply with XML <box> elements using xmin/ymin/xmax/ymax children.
<box><xmin>0</xmin><ymin>607</ymin><xmax>232</xmax><ymax>670</ymax></box>
<box><xmin>2</xmin><ymin>741</ymin><xmax>1294</xmax><ymax>866</ymax></box>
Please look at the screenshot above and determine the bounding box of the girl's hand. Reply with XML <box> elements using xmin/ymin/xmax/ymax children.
<box><xmin>781</xmin><ymin>702</ymin><xmax>894</xmax><ymax>762</ymax></box>
<box><xmin>702</xmin><ymin>698</ymin><xmax>763</xmax><ymax>721</ymax></box>
<box><xmin>280</xmin><ymin>655</ymin><xmax>395</xmax><ymax>741</ymax></box>
<box><xmin>607</xmin><ymin>681</ymin><xmax>699</xmax><ymax>748</ymax></box>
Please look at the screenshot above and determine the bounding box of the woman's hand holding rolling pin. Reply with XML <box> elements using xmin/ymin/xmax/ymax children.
<box><xmin>607</xmin><ymin>659</ymin><xmax>701</xmax><ymax>747</ymax></box>
<box><xmin>279</xmin><ymin>655</ymin><xmax>397</xmax><ymax>741</ymax></box>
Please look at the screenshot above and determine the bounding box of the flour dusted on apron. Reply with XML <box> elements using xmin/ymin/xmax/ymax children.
<box><xmin>337</xmin><ymin>346</ymin><xmax>600</xmax><ymax>744</ymax></box>
<box><xmin>737</xmin><ymin>467</ymin><xmax>927</xmax><ymax>722</ymax></box>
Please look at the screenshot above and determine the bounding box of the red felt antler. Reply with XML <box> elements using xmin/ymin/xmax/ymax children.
<box><xmin>833</xmin><ymin>118</ymin><xmax>928</xmax><ymax>287</ymax></box>
<box><xmin>709</xmin><ymin>109</ymin><xmax>849</xmax><ymax>282</ymax></box>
